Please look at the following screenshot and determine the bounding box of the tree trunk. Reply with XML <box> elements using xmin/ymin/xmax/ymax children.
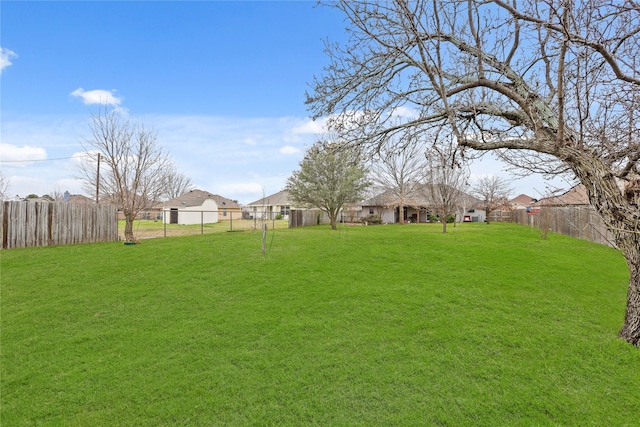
<box><xmin>618</xmin><ymin>240</ymin><xmax>640</xmax><ymax>346</ymax></box>
<box><xmin>398</xmin><ymin>204</ymin><xmax>405</xmax><ymax>224</ymax></box>
<box><xmin>329</xmin><ymin>212</ymin><xmax>338</xmax><ymax>230</ymax></box>
<box><xmin>441</xmin><ymin>220</ymin><xmax>447</xmax><ymax>233</ymax></box>
<box><xmin>124</xmin><ymin>214</ymin><xmax>135</xmax><ymax>242</ymax></box>
<box><xmin>572</xmin><ymin>158</ymin><xmax>640</xmax><ymax>346</ymax></box>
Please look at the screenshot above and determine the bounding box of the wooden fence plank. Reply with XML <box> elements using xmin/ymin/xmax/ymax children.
<box><xmin>289</xmin><ymin>210</ymin><xmax>331</xmax><ymax>228</ymax></box>
<box><xmin>0</xmin><ymin>201</ymin><xmax>118</xmax><ymax>249</ymax></box>
<box><xmin>511</xmin><ymin>206</ymin><xmax>616</xmax><ymax>248</ymax></box>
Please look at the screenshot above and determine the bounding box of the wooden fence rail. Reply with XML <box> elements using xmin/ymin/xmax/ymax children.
<box><xmin>1</xmin><ymin>201</ymin><xmax>118</xmax><ymax>249</ymax></box>
<box><xmin>511</xmin><ymin>206</ymin><xmax>616</xmax><ymax>248</ymax></box>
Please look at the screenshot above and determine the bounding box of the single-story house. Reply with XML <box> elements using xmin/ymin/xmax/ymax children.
<box><xmin>359</xmin><ymin>186</ymin><xmax>484</xmax><ymax>224</ymax></box>
<box><xmin>157</xmin><ymin>189</ymin><xmax>223</xmax><ymax>225</ymax></box>
<box><xmin>358</xmin><ymin>190</ymin><xmax>429</xmax><ymax>223</ymax></box>
<box><xmin>206</xmin><ymin>193</ymin><xmax>242</xmax><ymax>220</ymax></box>
<box><xmin>510</xmin><ymin>194</ymin><xmax>537</xmax><ymax>209</ymax></box>
<box><xmin>246</xmin><ymin>190</ymin><xmax>294</xmax><ymax>220</ymax></box>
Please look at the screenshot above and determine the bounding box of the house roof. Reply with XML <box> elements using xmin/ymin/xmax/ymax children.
<box><xmin>67</xmin><ymin>194</ymin><xmax>95</xmax><ymax>204</ymax></box>
<box><xmin>208</xmin><ymin>194</ymin><xmax>240</xmax><ymax>209</ymax></box>
<box><xmin>360</xmin><ymin>189</ymin><xmax>427</xmax><ymax>207</ymax></box>
<box><xmin>361</xmin><ymin>185</ymin><xmax>479</xmax><ymax>208</ymax></box>
<box><xmin>510</xmin><ymin>194</ymin><xmax>537</xmax><ymax>207</ymax></box>
<box><xmin>158</xmin><ymin>189</ymin><xmax>240</xmax><ymax>209</ymax></box>
<box><xmin>247</xmin><ymin>190</ymin><xmax>292</xmax><ymax>206</ymax></box>
<box><xmin>534</xmin><ymin>185</ymin><xmax>590</xmax><ymax>206</ymax></box>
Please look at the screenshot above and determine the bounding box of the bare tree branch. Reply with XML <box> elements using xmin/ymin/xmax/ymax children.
<box><xmin>77</xmin><ymin>107</ymin><xmax>176</xmax><ymax>242</ymax></box>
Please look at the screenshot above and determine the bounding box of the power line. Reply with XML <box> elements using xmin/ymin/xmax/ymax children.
<box><xmin>0</xmin><ymin>154</ymin><xmax>90</xmax><ymax>163</ymax></box>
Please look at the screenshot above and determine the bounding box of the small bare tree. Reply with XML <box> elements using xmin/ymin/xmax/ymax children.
<box><xmin>536</xmin><ymin>187</ymin><xmax>566</xmax><ymax>240</ymax></box>
<box><xmin>472</xmin><ymin>176</ymin><xmax>513</xmax><ymax>225</ymax></box>
<box><xmin>162</xmin><ymin>170</ymin><xmax>195</xmax><ymax>200</ymax></box>
<box><xmin>0</xmin><ymin>171</ymin><xmax>10</xmax><ymax>201</ymax></box>
<box><xmin>78</xmin><ymin>108</ymin><xmax>176</xmax><ymax>242</ymax></box>
<box><xmin>370</xmin><ymin>137</ymin><xmax>425</xmax><ymax>224</ymax></box>
<box><xmin>421</xmin><ymin>142</ymin><xmax>471</xmax><ymax>233</ymax></box>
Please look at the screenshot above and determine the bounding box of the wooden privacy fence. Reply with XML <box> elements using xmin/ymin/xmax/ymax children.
<box><xmin>1</xmin><ymin>201</ymin><xmax>118</xmax><ymax>249</ymax></box>
<box><xmin>289</xmin><ymin>209</ymin><xmax>332</xmax><ymax>228</ymax></box>
<box><xmin>511</xmin><ymin>206</ymin><xmax>616</xmax><ymax>248</ymax></box>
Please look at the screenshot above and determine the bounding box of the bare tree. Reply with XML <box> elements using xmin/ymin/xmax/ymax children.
<box><xmin>472</xmin><ymin>176</ymin><xmax>513</xmax><ymax>225</ymax></box>
<box><xmin>162</xmin><ymin>169</ymin><xmax>195</xmax><ymax>200</ymax></box>
<box><xmin>0</xmin><ymin>171</ymin><xmax>10</xmax><ymax>201</ymax></box>
<box><xmin>308</xmin><ymin>1</ymin><xmax>640</xmax><ymax>345</ymax></box>
<box><xmin>370</xmin><ymin>137</ymin><xmax>425</xmax><ymax>224</ymax></box>
<box><xmin>286</xmin><ymin>140</ymin><xmax>370</xmax><ymax>230</ymax></box>
<box><xmin>49</xmin><ymin>188</ymin><xmax>65</xmax><ymax>202</ymax></box>
<box><xmin>421</xmin><ymin>142</ymin><xmax>471</xmax><ymax>232</ymax></box>
<box><xmin>78</xmin><ymin>108</ymin><xmax>176</xmax><ymax>242</ymax></box>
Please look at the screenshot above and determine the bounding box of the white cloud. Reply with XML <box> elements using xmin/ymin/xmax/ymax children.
<box><xmin>69</xmin><ymin>150</ymin><xmax>98</xmax><ymax>168</ymax></box>
<box><xmin>71</xmin><ymin>88</ymin><xmax>122</xmax><ymax>106</ymax></box>
<box><xmin>290</xmin><ymin>117</ymin><xmax>327</xmax><ymax>135</ymax></box>
<box><xmin>215</xmin><ymin>182</ymin><xmax>264</xmax><ymax>197</ymax></box>
<box><xmin>53</xmin><ymin>177</ymin><xmax>85</xmax><ymax>195</ymax></box>
<box><xmin>0</xmin><ymin>47</ymin><xmax>17</xmax><ymax>73</ymax></box>
<box><xmin>0</xmin><ymin>143</ymin><xmax>47</xmax><ymax>166</ymax></box>
<box><xmin>279</xmin><ymin>145</ymin><xmax>300</xmax><ymax>155</ymax></box>
<box><xmin>3</xmin><ymin>173</ymin><xmax>84</xmax><ymax>199</ymax></box>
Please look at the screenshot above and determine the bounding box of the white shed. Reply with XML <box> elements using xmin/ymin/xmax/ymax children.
<box><xmin>160</xmin><ymin>190</ymin><xmax>219</xmax><ymax>225</ymax></box>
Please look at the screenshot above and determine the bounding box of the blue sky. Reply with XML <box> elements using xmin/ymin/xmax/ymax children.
<box><xmin>1</xmin><ymin>0</ymin><xmax>569</xmax><ymax>204</ymax></box>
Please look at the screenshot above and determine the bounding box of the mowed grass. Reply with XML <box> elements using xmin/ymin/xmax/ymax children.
<box><xmin>1</xmin><ymin>223</ymin><xmax>638</xmax><ymax>426</ymax></box>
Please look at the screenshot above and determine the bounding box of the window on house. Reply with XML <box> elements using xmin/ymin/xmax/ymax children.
<box><xmin>280</xmin><ymin>206</ymin><xmax>290</xmax><ymax>216</ymax></box>
<box><xmin>369</xmin><ymin>208</ymin><xmax>374</xmax><ymax>214</ymax></box>
<box><xmin>223</xmin><ymin>208</ymin><xmax>227</xmax><ymax>216</ymax></box>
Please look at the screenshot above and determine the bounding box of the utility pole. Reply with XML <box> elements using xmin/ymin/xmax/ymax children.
<box><xmin>95</xmin><ymin>153</ymin><xmax>101</xmax><ymax>204</ymax></box>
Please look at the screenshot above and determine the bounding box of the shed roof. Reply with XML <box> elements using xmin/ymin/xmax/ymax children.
<box><xmin>158</xmin><ymin>190</ymin><xmax>239</xmax><ymax>209</ymax></box>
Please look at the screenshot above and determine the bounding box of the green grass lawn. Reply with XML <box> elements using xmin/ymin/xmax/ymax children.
<box><xmin>1</xmin><ymin>223</ymin><xmax>638</xmax><ymax>426</ymax></box>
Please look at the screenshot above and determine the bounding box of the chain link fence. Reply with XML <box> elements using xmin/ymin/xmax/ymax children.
<box><xmin>121</xmin><ymin>210</ymin><xmax>289</xmax><ymax>240</ymax></box>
